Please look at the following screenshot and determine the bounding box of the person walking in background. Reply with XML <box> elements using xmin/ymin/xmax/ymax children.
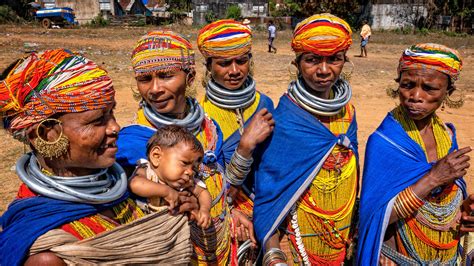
<box><xmin>267</xmin><ymin>20</ymin><xmax>277</xmax><ymax>53</ymax></box>
<box><xmin>359</xmin><ymin>20</ymin><xmax>371</xmax><ymax>57</ymax></box>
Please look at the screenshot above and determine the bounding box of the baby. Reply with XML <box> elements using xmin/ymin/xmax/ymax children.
<box><xmin>129</xmin><ymin>125</ymin><xmax>212</xmax><ymax>229</ymax></box>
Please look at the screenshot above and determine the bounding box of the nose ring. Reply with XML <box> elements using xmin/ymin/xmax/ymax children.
<box><xmin>111</xmin><ymin>130</ymin><xmax>118</xmax><ymax>136</ymax></box>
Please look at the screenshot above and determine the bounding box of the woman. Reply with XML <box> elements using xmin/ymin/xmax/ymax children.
<box><xmin>197</xmin><ymin>19</ymin><xmax>274</xmax><ymax>217</ymax></box>
<box><xmin>0</xmin><ymin>49</ymin><xmax>192</xmax><ymax>265</ymax></box>
<box><xmin>116</xmin><ymin>30</ymin><xmax>272</xmax><ymax>265</ymax></box>
<box><xmin>253</xmin><ymin>14</ymin><xmax>359</xmax><ymax>265</ymax></box>
<box><xmin>358</xmin><ymin>43</ymin><xmax>474</xmax><ymax>265</ymax></box>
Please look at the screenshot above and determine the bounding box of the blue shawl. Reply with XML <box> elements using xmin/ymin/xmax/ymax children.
<box><xmin>221</xmin><ymin>93</ymin><xmax>274</xmax><ymax>164</ymax></box>
<box><xmin>253</xmin><ymin>95</ymin><xmax>358</xmax><ymax>247</ymax></box>
<box><xmin>357</xmin><ymin>112</ymin><xmax>466</xmax><ymax>265</ymax></box>
<box><xmin>0</xmin><ymin>193</ymin><xmax>128</xmax><ymax>266</ymax></box>
<box><xmin>116</xmin><ymin>122</ymin><xmax>224</xmax><ymax>169</ymax></box>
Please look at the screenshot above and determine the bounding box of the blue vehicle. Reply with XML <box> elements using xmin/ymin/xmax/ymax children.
<box><xmin>35</xmin><ymin>7</ymin><xmax>77</xmax><ymax>28</ymax></box>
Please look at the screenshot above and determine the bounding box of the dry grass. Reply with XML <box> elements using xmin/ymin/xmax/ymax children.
<box><xmin>1</xmin><ymin>25</ymin><xmax>473</xmax><ymax>214</ymax></box>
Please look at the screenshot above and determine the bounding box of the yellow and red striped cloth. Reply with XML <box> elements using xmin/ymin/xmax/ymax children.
<box><xmin>197</xmin><ymin>19</ymin><xmax>252</xmax><ymax>59</ymax></box>
<box><xmin>292</xmin><ymin>13</ymin><xmax>353</xmax><ymax>56</ymax></box>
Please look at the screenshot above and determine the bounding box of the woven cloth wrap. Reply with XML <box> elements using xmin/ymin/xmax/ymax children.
<box><xmin>398</xmin><ymin>43</ymin><xmax>463</xmax><ymax>81</ymax></box>
<box><xmin>197</xmin><ymin>19</ymin><xmax>252</xmax><ymax>58</ymax></box>
<box><xmin>29</xmin><ymin>208</ymin><xmax>192</xmax><ymax>265</ymax></box>
<box><xmin>131</xmin><ymin>30</ymin><xmax>195</xmax><ymax>77</ymax></box>
<box><xmin>0</xmin><ymin>49</ymin><xmax>114</xmax><ymax>138</ymax></box>
<box><xmin>291</xmin><ymin>13</ymin><xmax>353</xmax><ymax>56</ymax></box>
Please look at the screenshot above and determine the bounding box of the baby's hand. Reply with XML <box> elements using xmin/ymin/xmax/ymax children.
<box><xmin>197</xmin><ymin>210</ymin><xmax>212</xmax><ymax>229</ymax></box>
<box><xmin>163</xmin><ymin>187</ymin><xmax>180</xmax><ymax>212</ymax></box>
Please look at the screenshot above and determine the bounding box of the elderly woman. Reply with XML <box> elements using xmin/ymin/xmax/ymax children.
<box><xmin>197</xmin><ymin>19</ymin><xmax>274</xmax><ymax>218</ymax></box>
<box><xmin>253</xmin><ymin>14</ymin><xmax>359</xmax><ymax>265</ymax></box>
<box><xmin>358</xmin><ymin>43</ymin><xmax>474</xmax><ymax>264</ymax></box>
<box><xmin>0</xmin><ymin>49</ymin><xmax>191</xmax><ymax>265</ymax></box>
<box><xmin>116</xmin><ymin>30</ymin><xmax>271</xmax><ymax>265</ymax></box>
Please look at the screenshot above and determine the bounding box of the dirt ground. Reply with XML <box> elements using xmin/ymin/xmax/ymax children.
<box><xmin>1</xmin><ymin>25</ymin><xmax>473</xmax><ymax>214</ymax></box>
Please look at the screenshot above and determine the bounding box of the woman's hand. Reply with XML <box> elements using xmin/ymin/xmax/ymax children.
<box><xmin>460</xmin><ymin>194</ymin><xmax>474</xmax><ymax>233</ymax></box>
<box><xmin>231</xmin><ymin>209</ymin><xmax>257</xmax><ymax>245</ymax></box>
<box><xmin>237</xmin><ymin>108</ymin><xmax>275</xmax><ymax>158</ymax></box>
<box><xmin>177</xmin><ymin>190</ymin><xmax>199</xmax><ymax>220</ymax></box>
<box><xmin>422</xmin><ymin>147</ymin><xmax>471</xmax><ymax>193</ymax></box>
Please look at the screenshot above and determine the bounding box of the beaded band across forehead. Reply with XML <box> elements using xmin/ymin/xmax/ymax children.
<box><xmin>398</xmin><ymin>43</ymin><xmax>463</xmax><ymax>81</ymax></box>
<box><xmin>0</xmin><ymin>49</ymin><xmax>114</xmax><ymax>138</ymax></box>
<box><xmin>131</xmin><ymin>30</ymin><xmax>195</xmax><ymax>77</ymax></box>
<box><xmin>292</xmin><ymin>13</ymin><xmax>352</xmax><ymax>56</ymax></box>
<box><xmin>197</xmin><ymin>19</ymin><xmax>252</xmax><ymax>59</ymax></box>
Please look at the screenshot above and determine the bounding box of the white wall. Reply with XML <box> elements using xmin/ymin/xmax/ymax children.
<box><xmin>371</xmin><ymin>3</ymin><xmax>427</xmax><ymax>30</ymax></box>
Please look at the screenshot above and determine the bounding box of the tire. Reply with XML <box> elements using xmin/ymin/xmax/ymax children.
<box><xmin>41</xmin><ymin>18</ymin><xmax>52</xmax><ymax>29</ymax></box>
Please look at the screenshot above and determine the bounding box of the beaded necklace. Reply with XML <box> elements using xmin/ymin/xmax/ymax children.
<box><xmin>287</xmin><ymin>104</ymin><xmax>358</xmax><ymax>265</ymax></box>
<box><xmin>392</xmin><ymin>106</ymin><xmax>461</xmax><ymax>263</ymax></box>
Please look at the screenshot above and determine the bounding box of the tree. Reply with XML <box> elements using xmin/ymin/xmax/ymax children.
<box><xmin>226</xmin><ymin>4</ymin><xmax>242</xmax><ymax>20</ymax></box>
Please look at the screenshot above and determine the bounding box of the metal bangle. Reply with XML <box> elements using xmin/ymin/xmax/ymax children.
<box><xmin>263</xmin><ymin>248</ymin><xmax>288</xmax><ymax>266</ymax></box>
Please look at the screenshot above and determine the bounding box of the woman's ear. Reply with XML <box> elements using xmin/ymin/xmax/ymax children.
<box><xmin>149</xmin><ymin>146</ymin><xmax>163</xmax><ymax>168</ymax></box>
<box><xmin>186</xmin><ymin>70</ymin><xmax>196</xmax><ymax>87</ymax></box>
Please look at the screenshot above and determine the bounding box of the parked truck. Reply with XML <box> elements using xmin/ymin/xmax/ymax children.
<box><xmin>35</xmin><ymin>7</ymin><xmax>77</xmax><ymax>28</ymax></box>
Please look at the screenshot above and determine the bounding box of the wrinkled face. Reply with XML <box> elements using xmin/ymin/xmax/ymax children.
<box><xmin>136</xmin><ymin>70</ymin><xmax>193</xmax><ymax>115</ymax></box>
<box><xmin>210</xmin><ymin>53</ymin><xmax>251</xmax><ymax>90</ymax></box>
<box><xmin>398</xmin><ymin>68</ymin><xmax>449</xmax><ymax>121</ymax></box>
<box><xmin>149</xmin><ymin>142</ymin><xmax>203</xmax><ymax>191</ymax></box>
<box><xmin>59</xmin><ymin>101</ymin><xmax>120</xmax><ymax>172</ymax></box>
<box><xmin>297</xmin><ymin>51</ymin><xmax>345</xmax><ymax>96</ymax></box>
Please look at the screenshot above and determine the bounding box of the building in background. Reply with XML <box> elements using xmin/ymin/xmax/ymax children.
<box><xmin>192</xmin><ymin>0</ymin><xmax>267</xmax><ymax>25</ymax></box>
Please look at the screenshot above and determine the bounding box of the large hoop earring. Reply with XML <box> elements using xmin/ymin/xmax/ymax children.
<box><xmin>386</xmin><ymin>87</ymin><xmax>400</xmax><ymax>98</ymax></box>
<box><xmin>33</xmin><ymin>118</ymin><xmax>69</xmax><ymax>159</ymax></box>
<box><xmin>340</xmin><ymin>60</ymin><xmax>354</xmax><ymax>81</ymax></box>
<box><xmin>249</xmin><ymin>59</ymin><xmax>255</xmax><ymax>77</ymax></box>
<box><xmin>444</xmin><ymin>89</ymin><xmax>464</xmax><ymax>109</ymax></box>
<box><xmin>288</xmin><ymin>62</ymin><xmax>299</xmax><ymax>80</ymax></box>
<box><xmin>185</xmin><ymin>71</ymin><xmax>197</xmax><ymax>98</ymax></box>
<box><xmin>130</xmin><ymin>76</ymin><xmax>142</xmax><ymax>102</ymax></box>
<box><xmin>201</xmin><ymin>68</ymin><xmax>212</xmax><ymax>88</ymax></box>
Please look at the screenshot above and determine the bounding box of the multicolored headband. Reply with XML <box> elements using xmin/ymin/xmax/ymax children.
<box><xmin>0</xmin><ymin>49</ymin><xmax>114</xmax><ymax>138</ymax></box>
<box><xmin>292</xmin><ymin>13</ymin><xmax>353</xmax><ymax>56</ymax></box>
<box><xmin>398</xmin><ymin>43</ymin><xmax>463</xmax><ymax>81</ymax></box>
<box><xmin>131</xmin><ymin>30</ymin><xmax>195</xmax><ymax>77</ymax></box>
<box><xmin>197</xmin><ymin>19</ymin><xmax>252</xmax><ymax>59</ymax></box>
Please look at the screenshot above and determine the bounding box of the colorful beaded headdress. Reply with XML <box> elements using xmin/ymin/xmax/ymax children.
<box><xmin>131</xmin><ymin>30</ymin><xmax>195</xmax><ymax>77</ymax></box>
<box><xmin>398</xmin><ymin>43</ymin><xmax>463</xmax><ymax>81</ymax></box>
<box><xmin>291</xmin><ymin>13</ymin><xmax>353</xmax><ymax>56</ymax></box>
<box><xmin>0</xmin><ymin>49</ymin><xmax>114</xmax><ymax>139</ymax></box>
<box><xmin>197</xmin><ymin>19</ymin><xmax>252</xmax><ymax>59</ymax></box>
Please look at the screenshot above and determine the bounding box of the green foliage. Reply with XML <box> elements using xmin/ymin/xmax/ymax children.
<box><xmin>270</xmin><ymin>0</ymin><xmax>302</xmax><ymax>17</ymax></box>
<box><xmin>442</xmin><ymin>30</ymin><xmax>468</xmax><ymax>37</ymax></box>
<box><xmin>0</xmin><ymin>5</ymin><xmax>21</xmax><ymax>24</ymax></box>
<box><xmin>205</xmin><ymin>11</ymin><xmax>217</xmax><ymax>23</ymax></box>
<box><xmin>226</xmin><ymin>4</ymin><xmax>242</xmax><ymax>20</ymax></box>
<box><xmin>84</xmin><ymin>14</ymin><xmax>109</xmax><ymax>27</ymax></box>
<box><xmin>417</xmin><ymin>27</ymin><xmax>430</xmax><ymax>36</ymax></box>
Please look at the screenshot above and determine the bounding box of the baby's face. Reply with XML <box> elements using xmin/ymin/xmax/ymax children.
<box><xmin>152</xmin><ymin>142</ymin><xmax>203</xmax><ymax>191</ymax></box>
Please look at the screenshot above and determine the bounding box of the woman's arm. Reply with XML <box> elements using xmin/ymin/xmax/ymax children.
<box><xmin>387</xmin><ymin>146</ymin><xmax>471</xmax><ymax>224</ymax></box>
